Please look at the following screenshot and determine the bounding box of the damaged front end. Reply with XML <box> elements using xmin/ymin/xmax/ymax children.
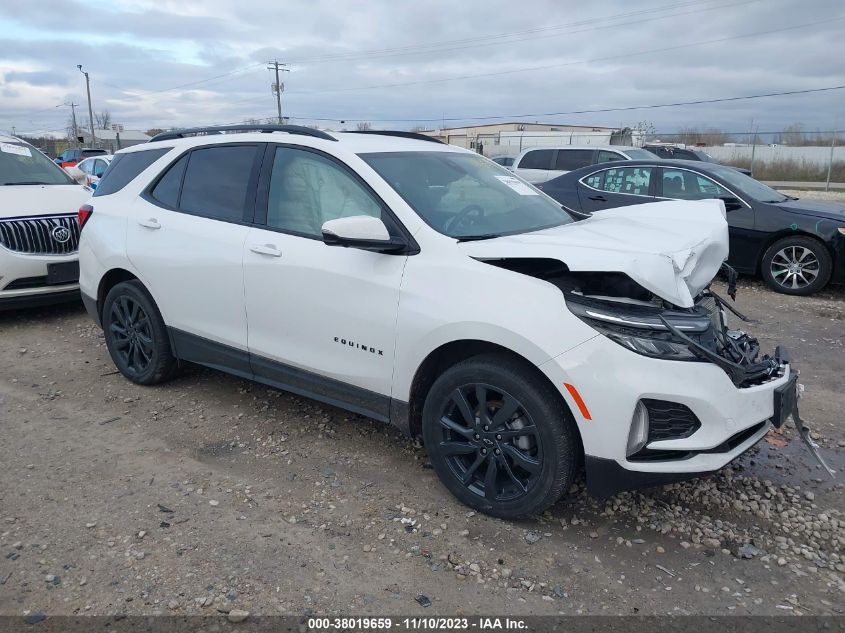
<box><xmin>539</xmin><ymin>261</ymin><xmax>833</xmax><ymax>478</ymax></box>
<box><xmin>563</xmin><ymin>270</ymin><xmax>784</xmax><ymax>388</ymax></box>
<box><xmin>493</xmin><ymin>258</ymin><xmax>783</xmax><ymax>388</ymax></box>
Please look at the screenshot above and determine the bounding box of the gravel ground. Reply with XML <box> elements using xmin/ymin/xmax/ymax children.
<box><xmin>0</xmin><ymin>279</ymin><xmax>843</xmax><ymax>619</ymax></box>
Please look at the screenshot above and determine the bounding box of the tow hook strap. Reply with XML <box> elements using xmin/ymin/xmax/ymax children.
<box><xmin>790</xmin><ymin>373</ymin><xmax>836</xmax><ymax>478</ymax></box>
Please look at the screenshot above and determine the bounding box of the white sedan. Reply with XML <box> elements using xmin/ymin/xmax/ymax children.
<box><xmin>76</xmin><ymin>155</ymin><xmax>113</xmax><ymax>189</ymax></box>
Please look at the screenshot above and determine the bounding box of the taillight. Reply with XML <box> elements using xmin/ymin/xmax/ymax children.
<box><xmin>78</xmin><ymin>204</ymin><xmax>93</xmax><ymax>230</ymax></box>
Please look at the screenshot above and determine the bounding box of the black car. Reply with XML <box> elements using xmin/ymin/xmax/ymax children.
<box><xmin>538</xmin><ymin>159</ymin><xmax>845</xmax><ymax>296</ymax></box>
<box><xmin>644</xmin><ymin>144</ymin><xmax>752</xmax><ymax>176</ymax></box>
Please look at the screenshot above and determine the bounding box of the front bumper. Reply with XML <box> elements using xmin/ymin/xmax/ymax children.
<box><xmin>0</xmin><ymin>248</ymin><xmax>80</xmax><ymax>310</ymax></box>
<box><xmin>540</xmin><ymin>334</ymin><xmax>792</xmax><ymax>495</ymax></box>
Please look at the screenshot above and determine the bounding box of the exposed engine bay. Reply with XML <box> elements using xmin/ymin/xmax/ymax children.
<box><xmin>486</xmin><ymin>258</ymin><xmax>784</xmax><ymax>387</ymax></box>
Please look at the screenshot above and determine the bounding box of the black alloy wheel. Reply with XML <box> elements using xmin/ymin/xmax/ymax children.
<box><xmin>423</xmin><ymin>354</ymin><xmax>578</xmax><ymax>518</ymax></box>
<box><xmin>102</xmin><ymin>280</ymin><xmax>177</xmax><ymax>385</ymax></box>
<box><xmin>109</xmin><ymin>295</ymin><xmax>155</xmax><ymax>377</ymax></box>
<box><xmin>437</xmin><ymin>383</ymin><xmax>541</xmax><ymax>503</ymax></box>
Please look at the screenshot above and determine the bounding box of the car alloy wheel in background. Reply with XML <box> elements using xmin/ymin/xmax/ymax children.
<box><xmin>761</xmin><ymin>236</ymin><xmax>832</xmax><ymax>296</ymax></box>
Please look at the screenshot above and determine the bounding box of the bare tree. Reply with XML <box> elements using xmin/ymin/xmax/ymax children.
<box><xmin>356</xmin><ymin>121</ymin><xmax>373</xmax><ymax>131</ymax></box>
<box><xmin>676</xmin><ymin>126</ymin><xmax>732</xmax><ymax>146</ymax></box>
<box><xmin>145</xmin><ymin>128</ymin><xmax>164</xmax><ymax>138</ymax></box>
<box><xmin>94</xmin><ymin>110</ymin><xmax>112</xmax><ymax>130</ymax></box>
<box><xmin>781</xmin><ymin>123</ymin><xmax>805</xmax><ymax>146</ymax></box>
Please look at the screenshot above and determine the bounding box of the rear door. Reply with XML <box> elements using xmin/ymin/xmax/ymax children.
<box><xmin>126</xmin><ymin>144</ymin><xmax>263</xmax><ymax>364</ymax></box>
<box><xmin>577</xmin><ymin>165</ymin><xmax>656</xmax><ymax>213</ymax></box>
<box><xmin>512</xmin><ymin>148</ymin><xmax>554</xmax><ymax>183</ymax></box>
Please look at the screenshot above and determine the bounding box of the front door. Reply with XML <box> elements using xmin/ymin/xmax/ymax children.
<box><xmin>243</xmin><ymin>145</ymin><xmax>407</xmax><ymax>419</ymax></box>
<box><xmin>656</xmin><ymin>167</ymin><xmax>757</xmax><ymax>270</ymax></box>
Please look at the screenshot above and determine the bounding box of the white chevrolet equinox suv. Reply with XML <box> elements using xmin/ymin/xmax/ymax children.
<box><xmin>78</xmin><ymin>125</ymin><xmax>821</xmax><ymax>518</ymax></box>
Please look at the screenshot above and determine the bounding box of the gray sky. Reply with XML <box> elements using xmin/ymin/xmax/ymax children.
<box><xmin>1</xmin><ymin>0</ymin><xmax>843</xmax><ymax>137</ymax></box>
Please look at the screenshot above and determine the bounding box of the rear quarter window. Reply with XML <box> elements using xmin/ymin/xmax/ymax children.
<box><xmin>93</xmin><ymin>148</ymin><xmax>172</xmax><ymax>196</ymax></box>
<box><xmin>517</xmin><ymin>149</ymin><xmax>554</xmax><ymax>170</ymax></box>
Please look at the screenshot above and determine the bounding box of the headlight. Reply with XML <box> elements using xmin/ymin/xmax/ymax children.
<box><xmin>565</xmin><ymin>295</ymin><xmax>712</xmax><ymax>361</ymax></box>
<box><xmin>603</xmin><ymin>329</ymin><xmax>699</xmax><ymax>360</ymax></box>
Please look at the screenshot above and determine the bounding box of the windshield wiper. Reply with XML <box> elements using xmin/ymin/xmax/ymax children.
<box><xmin>455</xmin><ymin>233</ymin><xmax>502</xmax><ymax>242</ymax></box>
<box><xmin>2</xmin><ymin>181</ymin><xmax>51</xmax><ymax>186</ymax></box>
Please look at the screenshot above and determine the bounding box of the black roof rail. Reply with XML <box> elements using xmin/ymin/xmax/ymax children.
<box><xmin>345</xmin><ymin>130</ymin><xmax>444</xmax><ymax>144</ymax></box>
<box><xmin>149</xmin><ymin>124</ymin><xmax>336</xmax><ymax>143</ymax></box>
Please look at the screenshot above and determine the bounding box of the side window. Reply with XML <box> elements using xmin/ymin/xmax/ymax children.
<box><xmin>662</xmin><ymin>169</ymin><xmax>729</xmax><ymax>200</ymax></box>
<box><xmin>599</xmin><ymin>167</ymin><xmax>652</xmax><ymax>195</ymax></box>
<box><xmin>266</xmin><ymin>147</ymin><xmax>382</xmax><ymax>237</ymax></box>
<box><xmin>78</xmin><ymin>160</ymin><xmax>92</xmax><ymax>174</ymax></box>
<box><xmin>178</xmin><ymin>146</ymin><xmax>258</xmax><ymax>222</ymax></box>
<box><xmin>517</xmin><ymin>149</ymin><xmax>554</xmax><ymax>170</ymax></box>
<box><xmin>93</xmin><ymin>160</ymin><xmax>107</xmax><ymax>177</ymax></box>
<box><xmin>93</xmin><ymin>148</ymin><xmax>171</xmax><ymax>197</ymax></box>
<box><xmin>583</xmin><ymin>171</ymin><xmax>605</xmax><ymax>189</ymax></box>
<box><xmin>597</xmin><ymin>150</ymin><xmax>623</xmax><ymax>163</ymax></box>
<box><xmin>554</xmin><ymin>149</ymin><xmax>595</xmax><ymax>171</ymax></box>
<box><xmin>150</xmin><ymin>154</ymin><xmax>189</xmax><ymax>208</ymax></box>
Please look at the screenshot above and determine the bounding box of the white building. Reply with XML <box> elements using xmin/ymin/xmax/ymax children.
<box><xmin>418</xmin><ymin>122</ymin><xmax>641</xmax><ymax>156</ymax></box>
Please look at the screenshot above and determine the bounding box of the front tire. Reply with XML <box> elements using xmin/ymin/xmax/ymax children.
<box><xmin>422</xmin><ymin>354</ymin><xmax>579</xmax><ymax>519</ymax></box>
<box><xmin>761</xmin><ymin>236</ymin><xmax>831</xmax><ymax>295</ymax></box>
<box><xmin>102</xmin><ymin>280</ymin><xmax>177</xmax><ymax>385</ymax></box>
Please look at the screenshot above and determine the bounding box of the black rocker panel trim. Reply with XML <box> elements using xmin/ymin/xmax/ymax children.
<box><xmin>166</xmin><ymin>327</ymin><xmax>395</xmax><ymax>425</ymax></box>
<box><xmin>168</xmin><ymin>328</ymin><xmax>253</xmax><ymax>379</ymax></box>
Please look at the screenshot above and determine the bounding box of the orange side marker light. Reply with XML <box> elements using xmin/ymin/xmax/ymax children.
<box><xmin>564</xmin><ymin>383</ymin><xmax>592</xmax><ymax>421</ymax></box>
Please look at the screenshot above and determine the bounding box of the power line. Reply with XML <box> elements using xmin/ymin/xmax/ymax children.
<box><xmin>291</xmin><ymin>85</ymin><xmax>845</xmax><ymax>123</ymax></box>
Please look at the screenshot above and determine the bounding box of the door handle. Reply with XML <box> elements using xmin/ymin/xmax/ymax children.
<box><xmin>588</xmin><ymin>195</ymin><xmax>607</xmax><ymax>202</ymax></box>
<box><xmin>138</xmin><ymin>218</ymin><xmax>161</xmax><ymax>229</ymax></box>
<box><xmin>249</xmin><ymin>244</ymin><xmax>282</xmax><ymax>257</ymax></box>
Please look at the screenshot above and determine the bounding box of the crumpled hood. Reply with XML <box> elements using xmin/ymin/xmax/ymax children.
<box><xmin>0</xmin><ymin>184</ymin><xmax>91</xmax><ymax>219</ymax></box>
<box><xmin>460</xmin><ymin>199</ymin><xmax>729</xmax><ymax>308</ymax></box>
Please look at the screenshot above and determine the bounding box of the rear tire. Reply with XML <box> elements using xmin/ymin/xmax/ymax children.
<box><xmin>422</xmin><ymin>353</ymin><xmax>579</xmax><ymax>519</ymax></box>
<box><xmin>761</xmin><ymin>236</ymin><xmax>831</xmax><ymax>296</ymax></box>
<box><xmin>102</xmin><ymin>280</ymin><xmax>177</xmax><ymax>385</ymax></box>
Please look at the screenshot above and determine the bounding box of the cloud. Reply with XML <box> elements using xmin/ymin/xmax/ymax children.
<box><xmin>0</xmin><ymin>0</ymin><xmax>843</xmax><ymax>137</ymax></box>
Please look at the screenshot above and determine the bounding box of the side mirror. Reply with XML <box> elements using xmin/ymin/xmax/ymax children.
<box><xmin>321</xmin><ymin>215</ymin><xmax>407</xmax><ymax>253</ymax></box>
<box><xmin>719</xmin><ymin>195</ymin><xmax>743</xmax><ymax>211</ymax></box>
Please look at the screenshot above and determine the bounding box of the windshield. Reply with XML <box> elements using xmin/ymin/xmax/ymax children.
<box><xmin>360</xmin><ymin>151</ymin><xmax>574</xmax><ymax>239</ymax></box>
<box><xmin>624</xmin><ymin>148</ymin><xmax>659</xmax><ymax>159</ymax></box>
<box><xmin>1</xmin><ymin>141</ymin><xmax>75</xmax><ymax>185</ymax></box>
<box><xmin>707</xmin><ymin>165</ymin><xmax>788</xmax><ymax>202</ymax></box>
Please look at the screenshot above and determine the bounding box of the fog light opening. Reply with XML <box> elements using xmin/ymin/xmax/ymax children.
<box><xmin>626</xmin><ymin>401</ymin><xmax>650</xmax><ymax>457</ymax></box>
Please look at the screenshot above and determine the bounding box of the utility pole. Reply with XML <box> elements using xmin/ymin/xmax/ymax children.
<box><xmin>65</xmin><ymin>102</ymin><xmax>80</xmax><ymax>148</ymax></box>
<box><xmin>267</xmin><ymin>60</ymin><xmax>288</xmax><ymax>124</ymax></box>
<box><xmin>825</xmin><ymin>130</ymin><xmax>836</xmax><ymax>192</ymax></box>
<box><xmin>77</xmin><ymin>64</ymin><xmax>96</xmax><ymax>147</ymax></box>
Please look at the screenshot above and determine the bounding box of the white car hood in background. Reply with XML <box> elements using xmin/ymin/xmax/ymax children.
<box><xmin>460</xmin><ymin>199</ymin><xmax>729</xmax><ymax>308</ymax></box>
<box><xmin>0</xmin><ymin>184</ymin><xmax>91</xmax><ymax>219</ymax></box>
